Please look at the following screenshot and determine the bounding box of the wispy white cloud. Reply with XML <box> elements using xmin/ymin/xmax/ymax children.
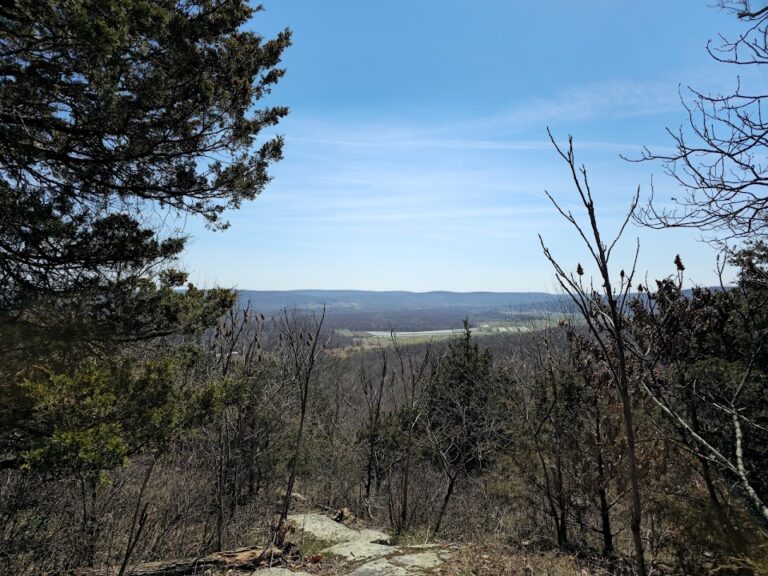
<box><xmin>289</xmin><ymin>134</ymin><xmax>669</xmax><ymax>154</ymax></box>
<box><xmin>495</xmin><ymin>79</ymin><xmax>682</xmax><ymax>128</ymax></box>
<box><xmin>187</xmin><ymin>77</ymin><xmax>719</xmax><ymax>291</ymax></box>
<box><xmin>281</xmin><ymin>79</ymin><xmax>681</xmax><ymax>155</ymax></box>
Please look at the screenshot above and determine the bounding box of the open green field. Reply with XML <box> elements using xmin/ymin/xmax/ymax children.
<box><xmin>333</xmin><ymin>316</ymin><xmax>563</xmax><ymax>347</ymax></box>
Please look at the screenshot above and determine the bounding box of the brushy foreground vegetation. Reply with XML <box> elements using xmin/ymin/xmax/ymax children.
<box><xmin>2</xmin><ymin>264</ymin><xmax>768</xmax><ymax>574</ymax></box>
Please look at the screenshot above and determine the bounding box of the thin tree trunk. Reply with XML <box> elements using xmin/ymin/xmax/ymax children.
<box><xmin>277</xmin><ymin>308</ymin><xmax>325</xmax><ymax>533</ymax></box>
<box><xmin>732</xmin><ymin>409</ymin><xmax>768</xmax><ymax>524</ymax></box>
<box><xmin>555</xmin><ymin>450</ymin><xmax>568</xmax><ymax>546</ymax></box>
<box><xmin>596</xmin><ymin>180</ymin><xmax>646</xmax><ymax>576</ymax></box>
<box><xmin>617</xmin><ymin>381</ymin><xmax>646</xmax><ymax>576</ymax></box>
<box><xmin>534</xmin><ymin>439</ymin><xmax>562</xmax><ymax>547</ymax></box>
<box><xmin>216</xmin><ymin>416</ymin><xmax>227</xmax><ymax>552</ymax></box>
<box><xmin>595</xmin><ymin>417</ymin><xmax>614</xmax><ymax>556</ymax></box>
<box><xmin>119</xmin><ymin>456</ymin><xmax>157</xmax><ymax>576</ymax></box>
<box><xmin>397</xmin><ymin>439</ymin><xmax>413</xmax><ymax>534</ymax></box>
<box><xmin>691</xmin><ymin>397</ymin><xmax>736</xmax><ymax>541</ymax></box>
<box><xmin>280</xmin><ymin>399</ymin><xmax>307</xmax><ymax>527</ymax></box>
<box><xmin>363</xmin><ymin>356</ymin><xmax>386</xmax><ymax>499</ymax></box>
<box><xmin>81</xmin><ymin>473</ymin><xmax>99</xmax><ymax>567</ymax></box>
<box><xmin>433</xmin><ymin>473</ymin><xmax>457</xmax><ymax>536</ymax></box>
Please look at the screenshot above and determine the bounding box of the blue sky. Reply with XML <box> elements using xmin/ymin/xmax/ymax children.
<box><xmin>183</xmin><ymin>1</ymin><xmax>761</xmax><ymax>292</ymax></box>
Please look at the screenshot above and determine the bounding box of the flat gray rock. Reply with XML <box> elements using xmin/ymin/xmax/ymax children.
<box><xmin>322</xmin><ymin>540</ymin><xmax>397</xmax><ymax>561</ymax></box>
<box><xmin>288</xmin><ymin>513</ymin><xmax>391</xmax><ymax>545</ymax></box>
<box><xmin>286</xmin><ymin>511</ymin><xmax>451</xmax><ymax>575</ymax></box>
<box><xmin>357</xmin><ymin>528</ymin><xmax>391</xmax><ymax>544</ymax></box>
<box><xmin>287</xmin><ymin>513</ymin><xmax>359</xmax><ymax>543</ymax></box>
<box><xmin>390</xmin><ymin>551</ymin><xmax>442</xmax><ymax>569</ymax></box>
<box><xmin>250</xmin><ymin>569</ymin><xmax>312</xmax><ymax>576</ymax></box>
<box><xmin>348</xmin><ymin>558</ymin><xmax>412</xmax><ymax>576</ymax></box>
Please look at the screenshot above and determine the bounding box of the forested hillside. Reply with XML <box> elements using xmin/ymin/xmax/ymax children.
<box><xmin>2</xmin><ymin>2</ymin><xmax>768</xmax><ymax>576</ymax></box>
<box><xmin>238</xmin><ymin>290</ymin><xmax>567</xmax><ymax>313</ymax></box>
<box><xmin>239</xmin><ymin>290</ymin><xmax>569</xmax><ymax>333</ymax></box>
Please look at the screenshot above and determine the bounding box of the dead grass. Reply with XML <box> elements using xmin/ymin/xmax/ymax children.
<box><xmin>436</xmin><ymin>542</ymin><xmax>607</xmax><ymax>576</ymax></box>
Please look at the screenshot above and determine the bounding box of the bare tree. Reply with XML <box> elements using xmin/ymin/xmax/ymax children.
<box><xmin>539</xmin><ymin>131</ymin><xmax>647</xmax><ymax>576</ymax></box>
<box><xmin>360</xmin><ymin>347</ymin><xmax>390</xmax><ymax>501</ymax></box>
<box><xmin>386</xmin><ymin>334</ymin><xmax>433</xmax><ymax>535</ymax></box>
<box><xmin>276</xmin><ymin>307</ymin><xmax>327</xmax><ymax>534</ymax></box>
<box><xmin>635</xmin><ymin>1</ymin><xmax>768</xmax><ymax>239</ymax></box>
<box><xmin>118</xmin><ymin>455</ymin><xmax>157</xmax><ymax>576</ymax></box>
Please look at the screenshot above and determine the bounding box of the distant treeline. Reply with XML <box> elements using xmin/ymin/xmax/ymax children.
<box><xmin>238</xmin><ymin>290</ymin><xmax>571</xmax><ymax>332</ymax></box>
<box><xmin>238</xmin><ymin>289</ymin><xmax>571</xmax><ymax>314</ymax></box>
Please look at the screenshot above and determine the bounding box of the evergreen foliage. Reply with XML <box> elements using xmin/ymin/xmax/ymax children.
<box><xmin>0</xmin><ymin>0</ymin><xmax>289</xmax><ymax>470</ymax></box>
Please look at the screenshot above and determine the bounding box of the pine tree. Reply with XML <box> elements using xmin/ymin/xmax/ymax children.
<box><xmin>0</xmin><ymin>0</ymin><xmax>290</xmax><ymax>469</ymax></box>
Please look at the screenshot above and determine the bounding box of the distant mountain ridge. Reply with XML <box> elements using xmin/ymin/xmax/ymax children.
<box><xmin>238</xmin><ymin>289</ymin><xmax>569</xmax><ymax>313</ymax></box>
<box><xmin>234</xmin><ymin>289</ymin><xmax>720</xmax><ymax>334</ymax></box>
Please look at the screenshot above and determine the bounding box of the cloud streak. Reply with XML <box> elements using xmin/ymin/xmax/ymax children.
<box><xmin>186</xmin><ymin>77</ymin><xmax>720</xmax><ymax>291</ymax></box>
<box><xmin>281</xmin><ymin>78</ymin><xmax>682</xmax><ymax>153</ymax></box>
<box><xmin>497</xmin><ymin>79</ymin><xmax>682</xmax><ymax>128</ymax></box>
